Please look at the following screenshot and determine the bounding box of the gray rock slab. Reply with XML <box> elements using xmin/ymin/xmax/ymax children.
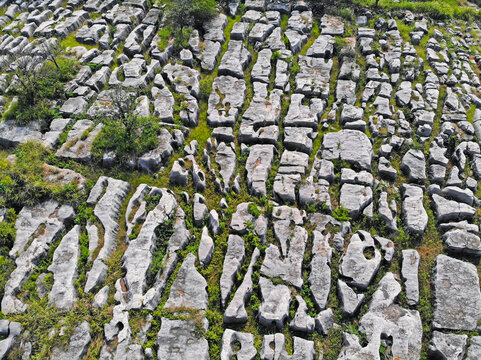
<box><xmin>433</xmin><ymin>254</ymin><xmax>481</xmax><ymax>330</ymax></box>
<box><xmin>163</xmin><ymin>253</ymin><xmax>208</xmax><ymax>310</ymax></box>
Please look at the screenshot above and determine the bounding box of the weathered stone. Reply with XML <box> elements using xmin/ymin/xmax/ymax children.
<box><xmin>207</xmin><ymin>75</ymin><xmax>246</xmax><ymax>127</ymax></box>
<box><xmin>218</xmin><ymin>40</ymin><xmax>251</xmax><ymax>78</ymax></box>
<box><xmin>251</xmin><ymin>48</ymin><xmax>272</xmax><ymax>84</ymax></box>
<box><xmin>0</xmin><ymin>321</ymin><xmax>21</xmax><ymax>359</ymax></box>
<box><xmin>207</xmin><ymin>209</ymin><xmax>220</xmax><ymax>236</ymax></box>
<box><xmin>163</xmin><ymin>253</ymin><xmax>208</xmax><ymax>310</ymax></box>
<box><xmin>162</xmin><ymin>63</ymin><xmax>200</xmax><ymax>99</ymax></box>
<box><xmin>322</xmin><ymin>130</ymin><xmax>372</xmax><ymax>171</ymax></box>
<box><xmin>48</xmin><ymin>225</ymin><xmax>80</xmax><ymax>311</ymax></box>
<box><xmin>320</xmin><ymin>14</ymin><xmax>344</xmax><ymax>36</ymax></box>
<box><xmin>198</xmin><ymin>227</ymin><xmax>214</xmax><ymax>267</ymax></box>
<box><xmin>56</xmin><ymin>120</ymin><xmax>103</xmax><ymax>163</ymax></box>
<box><xmin>230</xmin><ymin>203</ymin><xmax>268</xmax><ymax>240</ymax></box>
<box><xmin>2</xmin><ymin>200</ymin><xmax>75</xmax><ymax>314</ymax></box>
<box><xmin>429</xmin><ymin>331</ymin><xmax>467</xmax><ymax>360</ymax></box>
<box><xmin>221</xmin><ymin>329</ymin><xmax>257</xmax><ymax>360</ymax></box>
<box><xmin>432</xmin><ymin>194</ymin><xmax>476</xmax><ymax>223</ymax></box>
<box><xmin>338</xmin><ymin>279</ymin><xmax>364</xmax><ymax>316</ymax></box>
<box><xmin>93</xmin><ymin>286</ymin><xmax>109</xmax><ymax>309</ymax></box>
<box><xmin>245</xmin><ymin>144</ymin><xmax>276</xmax><ymax>197</ymax></box>
<box><xmin>262</xmin><ymin>222</ymin><xmax>307</xmax><ymax>288</ymax></box>
<box><xmin>401</xmin><ymin>184</ymin><xmax>428</xmax><ymax>234</ymax></box>
<box><xmin>156</xmin><ymin>318</ymin><xmax>209</xmax><ymax>360</ymax></box>
<box><xmin>193</xmin><ymin>193</ymin><xmax>208</xmax><ymax>228</ymax></box>
<box><xmin>466</xmin><ymin>336</ymin><xmax>481</xmax><ymax>359</ymax></box>
<box><xmin>60</xmin><ymin>96</ymin><xmax>88</xmax><ymax>116</ymax></box>
<box><xmin>51</xmin><ymin>321</ymin><xmax>91</xmax><ymax>360</ymax></box>
<box><xmin>339</xmin><ymin>231</ymin><xmax>381</xmax><ymax>289</ymax></box>
<box><xmin>401</xmin><ymin>149</ymin><xmax>426</xmax><ymax>183</ymax></box>
<box><xmin>216</xmin><ymin>142</ymin><xmax>236</xmax><ymax>192</ymax></box>
<box><xmin>258</xmin><ymin>277</ymin><xmax>290</xmax><ymax>329</ymax></box>
<box><xmin>401</xmin><ymin>249</ymin><xmax>420</xmax><ymax>306</ymax></box>
<box><xmin>260</xmin><ymin>334</ymin><xmax>316</xmax><ymax>360</ymax></box>
<box><xmin>358</xmin><ymin>272</ymin><xmax>422</xmax><ymax>360</ymax></box>
<box><xmin>224</xmin><ymin>248</ymin><xmax>261</xmax><ymax>324</ymax></box>
<box><xmin>340</xmin><ymin>183</ymin><xmax>373</xmax><ymax>219</ymax></box>
<box><xmin>307</xmin><ymin>34</ymin><xmax>334</xmax><ymax>58</ymax></box>
<box><xmin>220</xmin><ymin>235</ymin><xmax>245</xmax><ymax>308</ymax></box>
<box><xmin>249</xmin><ymin>23</ymin><xmax>275</xmax><ymax>43</ymax></box>
<box><xmin>433</xmin><ymin>254</ymin><xmax>481</xmax><ymax>330</ymax></box>
<box><xmin>443</xmin><ymin>229</ymin><xmax>481</xmax><ymax>255</ymax></box>
<box><xmin>295</xmin><ymin>56</ymin><xmax>333</xmax><ymax>98</ymax></box>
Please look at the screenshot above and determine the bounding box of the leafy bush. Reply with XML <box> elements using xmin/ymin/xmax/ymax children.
<box><xmin>91</xmin><ymin>89</ymin><xmax>163</xmax><ymax>163</ymax></box>
<box><xmin>6</xmin><ymin>57</ymin><xmax>79</xmax><ymax>126</ymax></box>
<box><xmin>93</xmin><ymin>117</ymin><xmax>160</xmax><ymax>162</ymax></box>
<box><xmin>157</xmin><ymin>27</ymin><xmax>173</xmax><ymax>51</ymax></box>
<box><xmin>161</xmin><ymin>0</ymin><xmax>217</xmax><ymax>28</ymax></box>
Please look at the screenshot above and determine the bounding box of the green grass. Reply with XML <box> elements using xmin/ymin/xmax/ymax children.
<box><xmin>60</xmin><ymin>33</ymin><xmax>96</xmax><ymax>50</ymax></box>
<box><xmin>352</xmin><ymin>0</ymin><xmax>481</xmax><ymax>20</ymax></box>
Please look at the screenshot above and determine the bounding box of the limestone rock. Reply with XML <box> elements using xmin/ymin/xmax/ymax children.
<box><xmin>433</xmin><ymin>255</ymin><xmax>481</xmax><ymax>330</ymax></box>
<box><xmin>163</xmin><ymin>253</ymin><xmax>208</xmax><ymax>310</ymax></box>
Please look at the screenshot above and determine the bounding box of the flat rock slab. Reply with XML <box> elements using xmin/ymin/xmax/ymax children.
<box><xmin>320</xmin><ymin>14</ymin><xmax>344</xmax><ymax>36</ymax></box>
<box><xmin>245</xmin><ymin>144</ymin><xmax>276</xmax><ymax>197</ymax></box>
<box><xmin>295</xmin><ymin>56</ymin><xmax>333</xmax><ymax>98</ymax></box>
<box><xmin>443</xmin><ymin>229</ymin><xmax>481</xmax><ymax>255</ymax></box>
<box><xmin>322</xmin><ymin>130</ymin><xmax>373</xmax><ymax>171</ymax></box>
<box><xmin>401</xmin><ymin>184</ymin><xmax>428</xmax><ymax>234</ymax></box>
<box><xmin>429</xmin><ymin>331</ymin><xmax>467</xmax><ymax>360</ymax></box>
<box><xmin>433</xmin><ymin>254</ymin><xmax>481</xmax><ymax>331</ymax></box>
<box><xmin>163</xmin><ymin>253</ymin><xmax>208</xmax><ymax>310</ymax></box>
<box><xmin>258</xmin><ymin>277</ymin><xmax>290</xmax><ymax>329</ymax></box>
<box><xmin>339</xmin><ymin>231</ymin><xmax>381</xmax><ymax>289</ymax></box>
<box><xmin>401</xmin><ymin>249</ymin><xmax>420</xmax><ymax>306</ymax></box>
<box><xmin>156</xmin><ymin>318</ymin><xmax>209</xmax><ymax>360</ymax></box>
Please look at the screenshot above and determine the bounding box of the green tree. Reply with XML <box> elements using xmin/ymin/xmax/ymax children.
<box><xmin>92</xmin><ymin>87</ymin><xmax>160</xmax><ymax>163</ymax></box>
<box><xmin>161</xmin><ymin>0</ymin><xmax>217</xmax><ymax>28</ymax></box>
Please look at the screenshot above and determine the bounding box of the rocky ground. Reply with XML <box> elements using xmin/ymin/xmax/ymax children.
<box><xmin>1</xmin><ymin>0</ymin><xmax>481</xmax><ymax>359</ymax></box>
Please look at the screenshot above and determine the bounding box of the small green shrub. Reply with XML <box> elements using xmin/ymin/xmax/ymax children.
<box><xmin>247</xmin><ymin>203</ymin><xmax>261</xmax><ymax>218</ymax></box>
<box><xmin>199</xmin><ymin>78</ymin><xmax>213</xmax><ymax>102</ymax></box>
<box><xmin>332</xmin><ymin>206</ymin><xmax>351</xmax><ymax>222</ymax></box>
